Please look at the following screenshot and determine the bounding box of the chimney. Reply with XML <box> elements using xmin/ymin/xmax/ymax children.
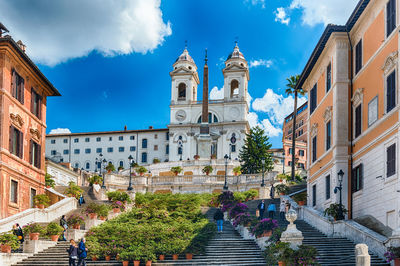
<box><xmin>124</xmin><ymin>125</ymin><xmax>127</xmax><ymax>131</ymax></box>
<box><xmin>0</xmin><ymin>22</ymin><xmax>9</xmax><ymax>37</ymax></box>
<box><xmin>149</xmin><ymin>126</ymin><xmax>153</xmax><ymax>129</ymax></box>
<box><xmin>16</xmin><ymin>40</ymin><xmax>26</xmax><ymax>52</ymax></box>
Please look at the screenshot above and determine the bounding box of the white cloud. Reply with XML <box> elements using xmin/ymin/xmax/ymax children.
<box><xmin>49</xmin><ymin>128</ymin><xmax>71</xmax><ymax>134</ymax></box>
<box><xmin>289</xmin><ymin>0</ymin><xmax>359</xmax><ymax>26</ymax></box>
<box><xmin>261</xmin><ymin>119</ymin><xmax>282</xmax><ymax>137</ymax></box>
<box><xmin>249</xmin><ymin>59</ymin><xmax>273</xmax><ymax>68</ymax></box>
<box><xmin>245</xmin><ymin>0</ymin><xmax>266</xmax><ymax>8</ymax></box>
<box><xmin>248</xmin><ymin>112</ymin><xmax>260</xmax><ymax>128</ymax></box>
<box><xmin>0</xmin><ymin>0</ymin><xmax>172</xmax><ymax>66</ymax></box>
<box><xmin>274</xmin><ymin>7</ymin><xmax>290</xmax><ymax>25</ymax></box>
<box><xmin>210</xmin><ymin>86</ymin><xmax>224</xmax><ymax>100</ymax></box>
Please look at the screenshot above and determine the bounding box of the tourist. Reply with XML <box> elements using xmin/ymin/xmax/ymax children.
<box><xmin>267</xmin><ymin>202</ymin><xmax>276</xmax><ymax>219</ymax></box>
<box><xmin>67</xmin><ymin>239</ymin><xmax>78</xmax><ymax>266</ymax></box>
<box><xmin>77</xmin><ymin>237</ymin><xmax>88</xmax><ymax>266</ymax></box>
<box><xmin>213</xmin><ymin>208</ymin><xmax>224</xmax><ymax>233</ymax></box>
<box><xmin>78</xmin><ymin>194</ymin><xmax>85</xmax><ymax>206</ymax></box>
<box><xmin>270</xmin><ymin>184</ymin><xmax>275</xmax><ymax>199</ymax></box>
<box><xmin>13</xmin><ymin>224</ymin><xmax>24</xmax><ymax>244</ymax></box>
<box><xmin>60</xmin><ymin>215</ymin><xmax>68</xmax><ymax>241</ymax></box>
<box><xmin>279</xmin><ymin>199</ymin><xmax>286</xmax><ymax>220</ymax></box>
<box><xmin>257</xmin><ymin>199</ymin><xmax>266</xmax><ymax>219</ymax></box>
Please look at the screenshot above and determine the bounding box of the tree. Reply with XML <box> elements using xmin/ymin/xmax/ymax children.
<box><xmin>285</xmin><ymin>75</ymin><xmax>305</xmax><ymax>180</ymax></box>
<box><xmin>239</xmin><ymin>126</ymin><xmax>273</xmax><ymax>174</ymax></box>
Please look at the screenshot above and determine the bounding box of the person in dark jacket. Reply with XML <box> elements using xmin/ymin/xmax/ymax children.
<box><xmin>77</xmin><ymin>237</ymin><xmax>88</xmax><ymax>266</ymax></box>
<box><xmin>13</xmin><ymin>223</ymin><xmax>24</xmax><ymax>244</ymax></box>
<box><xmin>60</xmin><ymin>215</ymin><xmax>68</xmax><ymax>241</ymax></box>
<box><xmin>270</xmin><ymin>184</ymin><xmax>275</xmax><ymax>199</ymax></box>
<box><xmin>67</xmin><ymin>239</ymin><xmax>78</xmax><ymax>266</ymax></box>
<box><xmin>257</xmin><ymin>200</ymin><xmax>266</xmax><ymax>220</ymax></box>
<box><xmin>213</xmin><ymin>208</ymin><xmax>224</xmax><ymax>233</ymax></box>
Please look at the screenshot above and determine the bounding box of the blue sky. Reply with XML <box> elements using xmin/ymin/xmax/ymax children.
<box><xmin>0</xmin><ymin>0</ymin><xmax>359</xmax><ymax>148</ymax></box>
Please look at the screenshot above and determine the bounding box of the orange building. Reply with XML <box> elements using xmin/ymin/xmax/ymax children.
<box><xmin>0</xmin><ymin>24</ymin><xmax>60</xmax><ymax>219</ymax></box>
<box><xmin>296</xmin><ymin>0</ymin><xmax>400</xmax><ymax>229</ymax></box>
<box><xmin>282</xmin><ymin>102</ymin><xmax>308</xmax><ymax>170</ymax></box>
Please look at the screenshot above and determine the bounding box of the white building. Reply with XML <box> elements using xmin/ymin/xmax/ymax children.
<box><xmin>45</xmin><ymin>158</ymin><xmax>80</xmax><ymax>186</ymax></box>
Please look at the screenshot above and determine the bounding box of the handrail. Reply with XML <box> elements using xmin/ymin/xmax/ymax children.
<box><xmin>287</xmin><ymin>187</ymin><xmax>307</xmax><ymax>197</ymax></box>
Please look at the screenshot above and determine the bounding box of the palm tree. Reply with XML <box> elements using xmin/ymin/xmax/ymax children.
<box><xmin>285</xmin><ymin>75</ymin><xmax>304</xmax><ymax>181</ymax></box>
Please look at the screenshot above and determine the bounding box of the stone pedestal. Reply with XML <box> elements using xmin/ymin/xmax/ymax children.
<box><xmin>65</xmin><ymin>229</ymin><xmax>87</xmax><ymax>241</ymax></box>
<box><xmin>23</xmin><ymin>240</ymin><xmax>56</xmax><ymax>254</ymax></box>
<box><xmin>127</xmin><ymin>191</ymin><xmax>136</xmax><ymax>203</ymax></box>
<box><xmin>85</xmin><ymin>218</ymin><xmax>104</xmax><ymax>229</ymax></box>
<box><xmin>355</xmin><ymin>244</ymin><xmax>371</xmax><ymax>266</ymax></box>
<box><xmin>197</xmin><ymin>134</ymin><xmax>212</xmax><ymax>159</ymax></box>
<box><xmin>280</xmin><ymin>209</ymin><xmax>304</xmax><ymax>250</ymax></box>
<box><xmin>259</xmin><ymin>186</ymin><xmax>269</xmax><ymax>199</ymax></box>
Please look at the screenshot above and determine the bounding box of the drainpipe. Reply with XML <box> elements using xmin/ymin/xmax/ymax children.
<box><xmin>346</xmin><ymin>29</ymin><xmax>354</xmax><ymax>219</ymax></box>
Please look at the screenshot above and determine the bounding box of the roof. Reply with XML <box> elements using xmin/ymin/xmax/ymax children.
<box><xmin>175</xmin><ymin>48</ymin><xmax>195</xmax><ymax>64</ymax></box>
<box><xmin>0</xmin><ymin>36</ymin><xmax>61</xmax><ymax>96</ymax></box>
<box><xmin>46</xmin><ymin>127</ymin><xmax>169</xmax><ymax>137</ymax></box>
<box><xmin>295</xmin><ymin>0</ymin><xmax>370</xmax><ymax>91</ymax></box>
<box><xmin>284</xmin><ymin>101</ymin><xmax>309</xmax><ymax>120</ymax></box>
<box><xmin>227</xmin><ymin>44</ymin><xmax>245</xmax><ymax>61</ymax></box>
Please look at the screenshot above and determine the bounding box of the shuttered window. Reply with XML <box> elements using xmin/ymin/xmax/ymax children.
<box><xmin>10</xmin><ymin>180</ymin><xmax>18</xmax><ymax>203</ymax></box>
<box><xmin>31</xmin><ymin>88</ymin><xmax>42</xmax><ymax>119</ymax></box>
<box><xmin>355</xmin><ymin>105</ymin><xmax>362</xmax><ymax>138</ymax></box>
<box><xmin>387</xmin><ymin>0</ymin><xmax>396</xmax><ymax>37</ymax></box>
<box><xmin>387</xmin><ymin>70</ymin><xmax>396</xmax><ymax>113</ymax></box>
<box><xmin>325</xmin><ymin>175</ymin><xmax>331</xmax><ymax>200</ymax></box>
<box><xmin>326</xmin><ymin>121</ymin><xmax>331</xmax><ymax>150</ymax></box>
<box><xmin>352</xmin><ymin>164</ymin><xmax>363</xmax><ymax>192</ymax></box>
<box><xmin>310</xmin><ymin>84</ymin><xmax>317</xmax><ymax>114</ymax></box>
<box><xmin>387</xmin><ymin>143</ymin><xmax>396</xmax><ymax>177</ymax></box>
<box><xmin>312</xmin><ymin>184</ymin><xmax>316</xmax><ymax>206</ymax></box>
<box><xmin>355</xmin><ymin>40</ymin><xmax>362</xmax><ymax>74</ymax></box>
<box><xmin>11</xmin><ymin>69</ymin><xmax>25</xmax><ymax>104</ymax></box>
<box><xmin>312</xmin><ymin>136</ymin><xmax>317</xmax><ymax>163</ymax></box>
<box><xmin>9</xmin><ymin>126</ymin><xmax>23</xmax><ymax>159</ymax></box>
<box><xmin>30</xmin><ymin>140</ymin><xmax>41</xmax><ymax>168</ymax></box>
<box><xmin>326</xmin><ymin>63</ymin><xmax>331</xmax><ymax>92</ymax></box>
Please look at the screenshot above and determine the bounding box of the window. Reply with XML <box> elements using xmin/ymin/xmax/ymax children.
<box><xmin>30</xmin><ymin>140</ymin><xmax>41</xmax><ymax>168</ymax></box>
<box><xmin>10</xmin><ymin>180</ymin><xmax>18</xmax><ymax>203</ymax></box>
<box><xmin>355</xmin><ymin>40</ymin><xmax>363</xmax><ymax>74</ymax></box>
<box><xmin>154</xmin><ymin>134</ymin><xmax>158</xmax><ymax>139</ymax></box>
<box><xmin>30</xmin><ymin>188</ymin><xmax>36</xmax><ymax>208</ymax></box>
<box><xmin>109</xmin><ymin>137</ymin><xmax>112</xmax><ymax>141</ymax></box>
<box><xmin>31</xmin><ymin>89</ymin><xmax>42</xmax><ymax>118</ymax></box>
<box><xmin>9</xmin><ymin>126</ymin><xmax>23</xmax><ymax>158</ymax></box>
<box><xmin>84</xmin><ymin>137</ymin><xmax>89</xmax><ymax>142</ymax></box>
<box><xmin>119</xmin><ymin>161</ymin><xmax>124</xmax><ymax>167</ymax></box>
<box><xmin>85</xmin><ymin>162</ymin><xmax>90</xmax><ymax>169</ymax></box>
<box><xmin>119</xmin><ymin>136</ymin><xmax>123</xmax><ymax>141</ymax></box>
<box><xmin>130</xmin><ymin>146</ymin><xmax>136</xmax><ymax>152</ymax></box>
<box><xmin>368</xmin><ymin>96</ymin><xmax>378</xmax><ymax>126</ymax></box>
<box><xmin>355</xmin><ymin>105</ymin><xmax>362</xmax><ymax>138</ymax></box>
<box><xmin>166</xmin><ymin>132</ymin><xmax>169</xmax><ymax>140</ymax></box>
<box><xmin>387</xmin><ymin>143</ymin><xmax>396</xmax><ymax>177</ymax></box>
<box><xmin>166</xmin><ymin>144</ymin><xmax>169</xmax><ymax>155</ymax></box>
<box><xmin>85</xmin><ymin>148</ymin><xmax>91</xmax><ymax>154</ymax></box>
<box><xmin>107</xmin><ymin>147</ymin><xmax>113</xmax><ymax>153</ymax></box>
<box><xmin>63</xmin><ymin>139</ymin><xmax>68</xmax><ymax>143</ymax></box>
<box><xmin>326</xmin><ymin>63</ymin><xmax>331</xmax><ymax>92</ymax></box>
<box><xmin>96</xmin><ymin>137</ymin><xmax>101</xmax><ymax>142</ymax></box>
<box><xmin>231</xmin><ymin>79</ymin><xmax>239</xmax><ymax>97</ymax></box>
<box><xmin>387</xmin><ymin>0</ymin><xmax>396</xmax><ymax>37</ymax></box>
<box><xmin>231</xmin><ymin>145</ymin><xmax>236</xmax><ymax>152</ymax></box>
<box><xmin>74</xmin><ymin>162</ymin><xmax>80</xmax><ymax>168</ymax></box>
<box><xmin>387</xmin><ymin>70</ymin><xmax>396</xmax><ymax>113</ymax></box>
<box><xmin>310</xmin><ymin>84</ymin><xmax>317</xmax><ymax>114</ymax></box>
<box><xmin>312</xmin><ymin>184</ymin><xmax>316</xmax><ymax>206</ymax></box>
<box><xmin>141</xmin><ymin>152</ymin><xmax>147</xmax><ymax>163</ymax></box>
<box><xmin>74</xmin><ymin>138</ymin><xmax>79</xmax><ymax>143</ymax></box>
<box><xmin>74</xmin><ymin>149</ymin><xmax>80</xmax><ymax>154</ymax></box>
<box><xmin>197</xmin><ymin>113</ymin><xmax>219</xmax><ymax>123</ymax></box>
<box><xmin>325</xmin><ymin>175</ymin><xmax>331</xmax><ymax>200</ymax></box>
<box><xmin>178</xmin><ymin>83</ymin><xmax>186</xmax><ymax>100</ymax></box>
<box><xmin>130</xmin><ymin>136</ymin><xmax>135</xmax><ymax>140</ymax></box>
<box><xmin>119</xmin><ymin>147</ymin><xmax>124</xmax><ymax>152</ymax></box>
<box><xmin>51</xmin><ymin>139</ymin><xmax>56</xmax><ymax>144</ymax></box>
<box><xmin>289</xmin><ymin>148</ymin><xmax>293</xmax><ymax>155</ymax></box>
<box><xmin>51</xmin><ymin>150</ymin><xmax>56</xmax><ymax>156</ymax></box>
<box><xmin>96</xmin><ymin>148</ymin><xmax>102</xmax><ymax>153</ymax></box>
<box><xmin>326</xmin><ymin>121</ymin><xmax>331</xmax><ymax>150</ymax></box>
<box><xmin>142</xmin><ymin>139</ymin><xmax>148</xmax><ymax>149</ymax></box>
<box><xmin>12</xmin><ymin>70</ymin><xmax>24</xmax><ymax>104</ymax></box>
<box><xmin>312</xmin><ymin>136</ymin><xmax>317</xmax><ymax>163</ymax></box>
<box><xmin>154</xmin><ymin>145</ymin><xmax>158</xmax><ymax>151</ymax></box>
<box><xmin>178</xmin><ymin>145</ymin><xmax>183</xmax><ymax>155</ymax></box>
<box><xmin>299</xmin><ymin>150</ymin><xmax>304</xmax><ymax>156</ymax></box>
<box><xmin>352</xmin><ymin>164</ymin><xmax>364</xmax><ymax>192</ymax></box>
<box><xmin>63</xmin><ymin>149</ymin><xmax>69</xmax><ymax>155</ymax></box>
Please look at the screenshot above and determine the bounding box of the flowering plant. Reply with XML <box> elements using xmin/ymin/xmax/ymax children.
<box><xmin>232</xmin><ymin>212</ymin><xmax>255</xmax><ymax>227</ymax></box>
<box><xmin>67</xmin><ymin>214</ymin><xmax>85</xmax><ymax>226</ymax></box>
<box><xmin>22</xmin><ymin>223</ymin><xmax>45</xmax><ymax>235</ymax></box>
<box><xmin>250</xmin><ymin>218</ymin><xmax>278</xmax><ymax>237</ymax></box>
<box><xmin>0</xmin><ymin>232</ymin><xmax>20</xmax><ymax>250</ymax></box>
<box><xmin>228</xmin><ymin>203</ymin><xmax>249</xmax><ymax>219</ymax></box>
<box><xmin>385</xmin><ymin>247</ymin><xmax>400</xmax><ymax>262</ymax></box>
<box><xmin>221</xmin><ymin>202</ymin><xmax>234</xmax><ymax>213</ymax></box>
<box><xmin>217</xmin><ymin>191</ymin><xmax>235</xmax><ymax>206</ymax></box>
<box><xmin>112</xmin><ymin>200</ymin><xmax>124</xmax><ymax>210</ymax></box>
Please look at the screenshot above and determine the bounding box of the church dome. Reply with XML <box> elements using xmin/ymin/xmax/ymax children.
<box><xmin>175</xmin><ymin>48</ymin><xmax>195</xmax><ymax>64</ymax></box>
<box><xmin>227</xmin><ymin>43</ymin><xmax>245</xmax><ymax>60</ymax></box>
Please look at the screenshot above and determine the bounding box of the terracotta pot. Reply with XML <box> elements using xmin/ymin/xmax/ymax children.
<box><xmin>280</xmin><ymin>192</ymin><xmax>285</xmax><ymax>196</ymax></box>
<box><xmin>46</xmin><ymin>185</ymin><xmax>51</xmax><ymax>189</ymax></box>
<box><xmin>122</xmin><ymin>261</ymin><xmax>129</xmax><ymax>266</ymax></box>
<box><xmin>134</xmin><ymin>260</ymin><xmax>140</xmax><ymax>266</ymax></box>
<box><xmin>100</xmin><ymin>216</ymin><xmax>106</xmax><ymax>221</ymax></box>
<box><xmin>297</xmin><ymin>201</ymin><xmax>305</xmax><ymax>206</ymax></box>
<box><xmin>37</xmin><ymin>204</ymin><xmax>45</xmax><ymax>209</ymax></box>
<box><xmin>116</xmin><ymin>254</ymin><xmax>120</xmax><ymax>260</ymax></box>
<box><xmin>186</xmin><ymin>253</ymin><xmax>193</xmax><ymax>260</ymax></box>
<box><xmin>91</xmin><ymin>256</ymin><xmax>97</xmax><ymax>261</ymax></box>
<box><xmin>73</xmin><ymin>224</ymin><xmax>80</xmax><ymax>229</ymax></box>
<box><xmin>89</xmin><ymin>213</ymin><xmax>97</xmax><ymax>219</ymax></box>
<box><xmin>1</xmin><ymin>244</ymin><xmax>11</xmax><ymax>253</ymax></box>
<box><xmin>257</xmin><ymin>230</ymin><xmax>272</xmax><ymax>238</ymax></box>
<box><xmin>113</xmin><ymin>208</ymin><xmax>120</xmax><ymax>213</ymax></box>
<box><xmin>29</xmin><ymin>232</ymin><xmax>40</xmax><ymax>240</ymax></box>
<box><xmin>395</xmin><ymin>258</ymin><xmax>400</xmax><ymax>266</ymax></box>
<box><xmin>278</xmin><ymin>261</ymin><xmax>286</xmax><ymax>266</ymax></box>
<box><xmin>146</xmin><ymin>261</ymin><xmax>152</xmax><ymax>266</ymax></box>
<box><xmin>159</xmin><ymin>254</ymin><xmax>165</xmax><ymax>260</ymax></box>
<box><xmin>172</xmin><ymin>254</ymin><xmax>179</xmax><ymax>260</ymax></box>
<box><xmin>105</xmin><ymin>255</ymin><xmax>111</xmax><ymax>261</ymax></box>
<box><xmin>50</xmin><ymin>235</ymin><xmax>59</xmax><ymax>242</ymax></box>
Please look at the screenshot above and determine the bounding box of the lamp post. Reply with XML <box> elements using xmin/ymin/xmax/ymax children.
<box><xmin>101</xmin><ymin>157</ymin><xmax>107</xmax><ymax>189</ymax></box>
<box><xmin>334</xmin><ymin>169</ymin><xmax>345</xmax><ymax>220</ymax></box>
<box><xmin>127</xmin><ymin>155</ymin><xmax>134</xmax><ymax>191</ymax></box>
<box><xmin>223</xmin><ymin>154</ymin><xmax>229</xmax><ymax>190</ymax></box>
<box><xmin>81</xmin><ymin>168</ymin><xmax>84</xmax><ymax>186</ymax></box>
<box><xmin>282</xmin><ymin>151</ymin><xmax>285</xmax><ymax>174</ymax></box>
<box><xmin>261</xmin><ymin>158</ymin><xmax>265</xmax><ymax>187</ymax></box>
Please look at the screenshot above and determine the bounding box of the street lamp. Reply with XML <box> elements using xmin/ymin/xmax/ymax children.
<box><xmin>127</xmin><ymin>155</ymin><xmax>134</xmax><ymax>191</ymax></box>
<box><xmin>81</xmin><ymin>168</ymin><xmax>84</xmax><ymax>186</ymax></box>
<box><xmin>223</xmin><ymin>154</ymin><xmax>229</xmax><ymax>190</ymax></box>
<box><xmin>261</xmin><ymin>158</ymin><xmax>265</xmax><ymax>187</ymax></box>
<box><xmin>281</xmin><ymin>151</ymin><xmax>285</xmax><ymax>174</ymax></box>
<box><xmin>334</xmin><ymin>169</ymin><xmax>345</xmax><ymax>220</ymax></box>
<box><xmin>101</xmin><ymin>158</ymin><xmax>107</xmax><ymax>189</ymax></box>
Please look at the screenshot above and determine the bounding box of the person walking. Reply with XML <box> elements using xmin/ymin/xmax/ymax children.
<box><xmin>13</xmin><ymin>224</ymin><xmax>24</xmax><ymax>244</ymax></box>
<box><xmin>257</xmin><ymin>200</ymin><xmax>266</xmax><ymax>220</ymax></box>
<box><xmin>67</xmin><ymin>239</ymin><xmax>78</xmax><ymax>266</ymax></box>
<box><xmin>270</xmin><ymin>184</ymin><xmax>275</xmax><ymax>199</ymax></box>
<box><xmin>60</xmin><ymin>215</ymin><xmax>68</xmax><ymax>241</ymax></box>
<box><xmin>77</xmin><ymin>237</ymin><xmax>88</xmax><ymax>266</ymax></box>
<box><xmin>78</xmin><ymin>194</ymin><xmax>85</xmax><ymax>206</ymax></box>
<box><xmin>279</xmin><ymin>199</ymin><xmax>286</xmax><ymax>220</ymax></box>
<box><xmin>267</xmin><ymin>202</ymin><xmax>276</xmax><ymax>219</ymax></box>
<box><xmin>213</xmin><ymin>208</ymin><xmax>224</xmax><ymax>233</ymax></box>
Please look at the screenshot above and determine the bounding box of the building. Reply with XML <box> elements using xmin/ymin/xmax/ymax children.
<box><xmin>0</xmin><ymin>25</ymin><xmax>60</xmax><ymax>219</ymax></box>
<box><xmin>45</xmin><ymin>159</ymin><xmax>81</xmax><ymax>186</ymax></box>
<box><xmin>297</xmin><ymin>0</ymin><xmax>400</xmax><ymax>230</ymax></box>
<box><xmin>282</xmin><ymin>102</ymin><xmax>308</xmax><ymax>170</ymax></box>
<box><xmin>46</xmin><ymin>44</ymin><xmax>250</xmax><ymax>170</ymax></box>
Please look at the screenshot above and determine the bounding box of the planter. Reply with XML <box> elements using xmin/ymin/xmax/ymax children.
<box><xmin>280</xmin><ymin>193</ymin><xmax>285</xmax><ymax>196</ymax></box>
<box><xmin>134</xmin><ymin>261</ymin><xmax>140</xmax><ymax>266</ymax></box>
<box><xmin>29</xmin><ymin>233</ymin><xmax>40</xmax><ymax>240</ymax></box>
<box><xmin>395</xmin><ymin>258</ymin><xmax>400</xmax><ymax>266</ymax></box>
<box><xmin>194</xmin><ymin>155</ymin><xmax>200</xmax><ymax>160</ymax></box>
<box><xmin>297</xmin><ymin>201</ymin><xmax>305</xmax><ymax>206</ymax></box>
<box><xmin>257</xmin><ymin>230</ymin><xmax>272</xmax><ymax>238</ymax></box>
<box><xmin>89</xmin><ymin>213</ymin><xmax>97</xmax><ymax>219</ymax></box>
<box><xmin>146</xmin><ymin>261</ymin><xmax>152</xmax><ymax>266</ymax></box>
<box><xmin>73</xmin><ymin>224</ymin><xmax>80</xmax><ymax>229</ymax></box>
<box><xmin>278</xmin><ymin>261</ymin><xmax>286</xmax><ymax>266</ymax></box>
<box><xmin>91</xmin><ymin>256</ymin><xmax>97</xmax><ymax>261</ymax></box>
<box><xmin>113</xmin><ymin>208</ymin><xmax>120</xmax><ymax>213</ymax></box>
<box><xmin>105</xmin><ymin>255</ymin><xmax>111</xmax><ymax>261</ymax></box>
<box><xmin>186</xmin><ymin>253</ymin><xmax>193</xmax><ymax>260</ymax></box>
<box><xmin>1</xmin><ymin>244</ymin><xmax>11</xmax><ymax>253</ymax></box>
<box><xmin>159</xmin><ymin>254</ymin><xmax>165</xmax><ymax>260</ymax></box>
<box><xmin>46</xmin><ymin>185</ymin><xmax>51</xmax><ymax>189</ymax></box>
<box><xmin>122</xmin><ymin>261</ymin><xmax>129</xmax><ymax>266</ymax></box>
<box><xmin>100</xmin><ymin>216</ymin><xmax>106</xmax><ymax>221</ymax></box>
<box><xmin>50</xmin><ymin>235</ymin><xmax>59</xmax><ymax>242</ymax></box>
<box><xmin>172</xmin><ymin>254</ymin><xmax>179</xmax><ymax>260</ymax></box>
<box><xmin>37</xmin><ymin>204</ymin><xmax>45</xmax><ymax>209</ymax></box>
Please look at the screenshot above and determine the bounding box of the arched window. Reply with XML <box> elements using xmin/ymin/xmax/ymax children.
<box><xmin>231</xmin><ymin>79</ymin><xmax>239</xmax><ymax>97</ymax></box>
<box><xmin>85</xmin><ymin>162</ymin><xmax>90</xmax><ymax>169</ymax></box>
<box><xmin>197</xmin><ymin>112</ymin><xmax>219</xmax><ymax>123</ymax></box>
<box><xmin>142</xmin><ymin>138</ymin><xmax>148</xmax><ymax>149</ymax></box>
<box><xmin>178</xmin><ymin>83</ymin><xmax>186</xmax><ymax>100</ymax></box>
<box><xmin>141</xmin><ymin>152</ymin><xmax>147</xmax><ymax>163</ymax></box>
<box><xmin>119</xmin><ymin>160</ymin><xmax>124</xmax><ymax>167</ymax></box>
<box><xmin>74</xmin><ymin>162</ymin><xmax>80</xmax><ymax>169</ymax></box>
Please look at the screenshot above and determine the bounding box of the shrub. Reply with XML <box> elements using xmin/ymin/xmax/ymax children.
<box><xmin>106</xmin><ymin>191</ymin><xmax>132</xmax><ymax>204</ymax></box>
<box><xmin>118</xmin><ymin>166</ymin><xmax>124</xmax><ymax>171</ymax></box>
<box><xmin>67</xmin><ymin>214</ymin><xmax>85</xmax><ymax>226</ymax></box>
<box><xmin>23</xmin><ymin>223</ymin><xmax>45</xmax><ymax>235</ymax></box>
<box><xmin>250</xmin><ymin>218</ymin><xmax>279</xmax><ymax>237</ymax></box>
<box><xmin>170</xmin><ymin>166</ymin><xmax>183</xmax><ymax>175</ymax></box>
<box><xmin>276</xmin><ymin>184</ymin><xmax>290</xmax><ymax>195</ymax></box>
<box><xmin>97</xmin><ymin>204</ymin><xmax>112</xmax><ymax>217</ymax></box>
<box><xmin>136</xmin><ymin>166</ymin><xmax>148</xmax><ymax>175</ymax></box>
<box><xmin>243</xmin><ymin>189</ymin><xmax>258</xmax><ymax>200</ymax></box>
<box><xmin>232</xmin><ymin>212</ymin><xmax>256</xmax><ymax>227</ymax></box>
<box><xmin>45</xmin><ymin>173</ymin><xmax>55</xmax><ymax>188</ymax></box>
<box><xmin>385</xmin><ymin>247</ymin><xmax>400</xmax><ymax>263</ymax></box>
<box><xmin>46</xmin><ymin>222</ymin><xmax>64</xmax><ymax>236</ymax></box>
<box><xmin>88</xmin><ymin>175</ymin><xmax>103</xmax><ymax>185</ymax></box>
<box><xmin>153</xmin><ymin>158</ymin><xmax>160</xmax><ymax>164</ymax></box>
<box><xmin>105</xmin><ymin>162</ymin><xmax>116</xmax><ymax>172</ymax></box>
<box><xmin>85</xmin><ymin>202</ymin><xmax>101</xmax><ymax>215</ymax></box>
<box><xmin>233</xmin><ymin>191</ymin><xmax>246</xmax><ymax>202</ymax></box>
<box><xmin>292</xmin><ymin>192</ymin><xmax>307</xmax><ymax>203</ymax></box>
<box><xmin>228</xmin><ymin>203</ymin><xmax>249</xmax><ymax>219</ymax></box>
<box><xmin>323</xmin><ymin>203</ymin><xmax>348</xmax><ymax>220</ymax></box>
<box><xmin>202</xmin><ymin>165</ymin><xmax>213</xmax><ymax>175</ymax></box>
<box><xmin>217</xmin><ymin>190</ymin><xmax>235</xmax><ymax>206</ymax></box>
<box><xmin>0</xmin><ymin>232</ymin><xmax>20</xmax><ymax>250</ymax></box>
<box><xmin>263</xmin><ymin>241</ymin><xmax>292</xmax><ymax>265</ymax></box>
<box><xmin>64</xmin><ymin>181</ymin><xmax>83</xmax><ymax>199</ymax></box>
<box><xmin>34</xmin><ymin>194</ymin><xmax>50</xmax><ymax>207</ymax></box>
<box><xmin>233</xmin><ymin>166</ymin><xmax>242</xmax><ymax>175</ymax></box>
